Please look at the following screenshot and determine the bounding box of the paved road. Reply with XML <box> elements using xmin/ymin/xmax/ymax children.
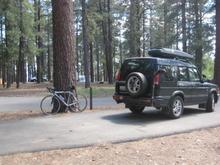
<box><xmin>0</xmin><ymin>99</ymin><xmax>220</xmax><ymax>155</ymax></box>
<box><xmin>0</xmin><ymin>97</ymin><xmax>115</xmax><ymax>112</ymax></box>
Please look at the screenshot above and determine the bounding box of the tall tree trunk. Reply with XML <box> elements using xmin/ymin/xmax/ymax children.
<box><xmin>149</xmin><ymin>1</ymin><xmax>153</xmax><ymax>48</ymax></box>
<box><xmin>142</xmin><ymin>4</ymin><xmax>146</xmax><ymax>57</ymax></box>
<box><xmin>47</xmin><ymin>27</ymin><xmax>51</xmax><ymax>82</ymax></box>
<box><xmin>176</xmin><ymin>16</ymin><xmax>179</xmax><ymax>50</ymax></box>
<box><xmin>194</xmin><ymin>0</ymin><xmax>203</xmax><ymax>73</ymax></box>
<box><xmin>163</xmin><ymin>3</ymin><xmax>168</xmax><ymax>47</ymax></box>
<box><xmin>82</xmin><ymin>0</ymin><xmax>90</xmax><ymax>88</ymax></box>
<box><xmin>17</xmin><ymin>0</ymin><xmax>26</xmax><ymax>88</ymax></box>
<box><xmin>106</xmin><ymin>0</ymin><xmax>113</xmax><ymax>83</ymax></box>
<box><xmin>1</xmin><ymin>16</ymin><xmax>5</xmax><ymax>88</ymax></box>
<box><xmin>99</xmin><ymin>0</ymin><xmax>113</xmax><ymax>84</ymax></box>
<box><xmin>5</xmin><ymin>14</ymin><xmax>12</xmax><ymax>88</ymax></box>
<box><xmin>52</xmin><ymin>0</ymin><xmax>76</xmax><ymax>112</ymax></box>
<box><xmin>182</xmin><ymin>0</ymin><xmax>187</xmax><ymax>52</ymax></box>
<box><xmin>119</xmin><ymin>38</ymin><xmax>123</xmax><ymax>65</ymax></box>
<box><xmin>129</xmin><ymin>0</ymin><xmax>141</xmax><ymax>57</ymax></box>
<box><xmin>95</xmin><ymin>43</ymin><xmax>100</xmax><ymax>82</ymax></box>
<box><xmin>0</xmin><ymin>16</ymin><xmax>3</xmax><ymax>86</ymax></box>
<box><xmin>6</xmin><ymin>64</ymin><xmax>13</xmax><ymax>88</ymax></box>
<box><xmin>36</xmin><ymin>0</ymin><xmax>44</xmax><ymax>83</ymax></box>
<box><xmin>75</xmin><ymin>13</ymin><xmax>80</xmax><ymax>81</ymax></box>
<box><xmin>214</xmin><ymin>0</ymin><xmax>220</xmax><ymax>86</ymax></box>
<box><xmin>47</xmin><ymin>13</ymin><xmax>51</xmax><ymax>82</ymax></box>
<box><xmin>89</xmin><ymin>42</ymin><xmax>94</xmax><ymax>83</ymax></box>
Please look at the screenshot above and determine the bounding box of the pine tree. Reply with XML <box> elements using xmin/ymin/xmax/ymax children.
<box><xmin>214</xmin><ymin>0</ymin><xmax>220</xmax><ymax>86</ymax></box>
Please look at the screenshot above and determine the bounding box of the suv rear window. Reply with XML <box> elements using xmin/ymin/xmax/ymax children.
<box><xmin>120</xmin><ymin>59</ymin><xmax>155</xmax><ymax>80</ymax></box>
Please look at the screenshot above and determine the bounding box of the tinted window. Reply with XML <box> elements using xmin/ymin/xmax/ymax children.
<box><xmin>159</xmin><ymin>65</ymin><xmax>176</xmax><ymax>81</ymax></box>
<box><xmin>121</xmin><ymin>59</ymin><xmax>155</xmax><ymax>79</ymax></box>
<box><xmin>178</xmin><ymin>66</ymin><xmax>188</xmax><ymax>81</ymax></box>
<box><xmin>188</xmin><ymin>68</ymin><xmax>200</xmax><ymax>82</ymax></box>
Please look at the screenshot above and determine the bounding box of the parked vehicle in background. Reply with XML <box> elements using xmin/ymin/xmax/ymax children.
<box><xmin>113</xmin><ymin>48</ymin><xmax>219</xmax><ymax>119</ymax></box>
<box><xmin>78</xmin><ymin>75</ymin><xmax>86</xmax><ymax>82</ymax></box>
<box><xmin>29</xmin><ymin>76</ymin><xmax>37</xmax><ymax>82</ymax></box>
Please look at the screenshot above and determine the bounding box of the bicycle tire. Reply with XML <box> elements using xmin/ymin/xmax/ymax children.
<box><xmin>40</xmin><ymin>95</ymin><xmax>60</xmax><ymax>115</ymax></box>
<box><xmin>67</xmin><ymin>93</ymin><xmax>78</xmax><ymax>112</ymax></box>
<box><xmin>76</xmin><ymin>94</ymin><xmax>87</xmax><ymax>112</ymax></box>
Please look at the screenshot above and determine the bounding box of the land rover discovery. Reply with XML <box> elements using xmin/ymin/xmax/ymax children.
<box><xmin>113</xmin><ymin>48</ymin><xmax>219</xmax><ymax>119</ymax></box>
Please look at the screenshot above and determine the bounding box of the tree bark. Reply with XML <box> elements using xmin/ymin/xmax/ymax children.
<box><xmin>182</xmin><ymin>0</ymin><xmax>187</xmax><ymax>52</ymax></box>
<box><xmin>142</xmin><ymin>2</ymin><xmax>146</xmax><ymax>57</ymax></box>
<box><xmin>75</xmin><ymin>12</ymin><xmax>80</xmax><ymax>81</ymax></box>
<box><xmin>214</xmin><ymin>0</ymin><xmax>220</xmax><ymax>86</ymax></box>
<box><xmin>194</xmin><ymin>0</ymin><xmax>203</xmax><ymax>73</ymax></box>
<box><xmin>89</xmin><ymin>42</ymin><xmax>94</xmax><ymax>83</ymax></box>
<box><xmin>17</xmin><ymin>0</ymin><xmax>26</xmax><ymax>88</ymax></box>
<box><xmin>95</xmin><ymin>43</ymin><xmax>100</xmax><ymax>82</ymax></box>
<box><xmin>52</xmin><ymin>0</ymin><xmax>76</xmax><ymax>111</ymax></box>
<box><xmin>1</xmin><ymin>16</ymin><xmax>5</xmax><ymax>88</ymax></box>
<box><xmin>129</xmin><ymin>0</ymin><xmax>141</xmax><ymax>57</ymax></box>
<box><xmin>47</xmin><ymin>13</ymin><xmax>51</xmax><ymax>82</ymax></box>
<box><xmin>99</xmin><ymin>0</ymin><xmax>113</xmax><ymax>84</ymax></box>
<box><xmin>37</xmin><ymin>0</ymin><xmax>44</xmax><ymax>83</ymax></box>
<box><xmin>0</xmin><ymin>16</ymin><xmax>5</xmax><ymax>87</ymax></box>
<box><xmin>81</xmin><ymin>0</ymin><xmax>90</xmax><ymax>88</ymax></box>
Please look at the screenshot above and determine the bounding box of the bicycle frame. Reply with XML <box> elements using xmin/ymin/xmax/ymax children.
<box><xmin>53</xmin><ymin>91</ymin><xmax>78</xmax><ymax>107</ymax></box>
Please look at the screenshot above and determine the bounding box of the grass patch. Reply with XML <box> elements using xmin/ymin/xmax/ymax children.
<box><xmin>76</xmin><ymin>86</ymin><xmax>114</xmax><ymax>97</ymax></box>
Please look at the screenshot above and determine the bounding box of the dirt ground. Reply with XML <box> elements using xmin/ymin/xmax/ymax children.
<box><xmin>0</xmin><ymin>127</ymin><xmax>219</xmax><ymax>165</ymax></box>
<box><xmin>0</xmin><ymin>83</ymin><xmax>220</xmax><ymax>164</ymax></box>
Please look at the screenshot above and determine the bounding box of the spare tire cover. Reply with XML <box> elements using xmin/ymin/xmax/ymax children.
<box><xmin>126</xmin><ymin>72</ymin><xmax>148</xmax><ymax>97</ymax></box>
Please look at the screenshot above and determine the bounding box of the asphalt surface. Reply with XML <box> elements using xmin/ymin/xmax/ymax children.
<box><xmin>0</xmin><ymin>97</ymin><xmax>220</xmax><ymax>155</ymax></box>
<box><xmin>0</xmin><ymin>97</ymin><xmax>115</xmax><ymax>112</ymax></box>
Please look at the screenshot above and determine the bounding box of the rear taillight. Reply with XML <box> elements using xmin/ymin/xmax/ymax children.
<box><xmin>153</xmin><ymin>73</ymin><xmax>160</xmax><ymax>85</ymax></box>
<box><xmin>115</xmin><ymin>70</ymin><xmax>121</xmax><ymax>81</ymax></box>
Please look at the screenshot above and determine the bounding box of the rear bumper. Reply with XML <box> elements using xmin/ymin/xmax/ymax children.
<box><xmin>113</xmin><ymin>94</ymin><xmax>169</xmax><ymax>107</ymax></box>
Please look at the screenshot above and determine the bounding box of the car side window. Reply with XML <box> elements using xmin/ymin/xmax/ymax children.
<box><xmin>188</xmin><ymin>68</ymin><xmax>200</xmax><ymax>82</ymax></box>
<box><xmin>178</xmin><ymin>66</ymin><xmax>188</xmax><ymax>81</ymax></box>
<box><xmin>159</xmin><ymin>65</ymin><xmax>174</xmax><ymax>81</ymax></box>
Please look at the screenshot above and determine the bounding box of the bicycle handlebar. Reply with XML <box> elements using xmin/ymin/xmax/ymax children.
<box><xmin>47</xmin><ymin>86</ymin><xmax>76</xmax><ymax>93</ymax></box>
<box><xmin>47</xmin><ymin>87</ymin><xmax>55</xmax><ymax>93</ymax></box>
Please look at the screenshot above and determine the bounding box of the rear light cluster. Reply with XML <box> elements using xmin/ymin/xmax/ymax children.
<box><xmin>115</xmin><ymin>70</ymin><xmax>121</xmax><ymax>81</ymax></box>
<box><xmin>153</xmin><ymin>73</ymin><xmax>160</xmax><ymax>86</ymax></box>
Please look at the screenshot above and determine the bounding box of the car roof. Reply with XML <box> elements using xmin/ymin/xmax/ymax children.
<box><xmin>124</xmin><ymin>57</ymin><xmax>196</xmax><ymax>68</ymax></box>
<box><xmin>148</xmin><ymin>48</ymin><xmax>194</xmax><ymax>60</ymax></box>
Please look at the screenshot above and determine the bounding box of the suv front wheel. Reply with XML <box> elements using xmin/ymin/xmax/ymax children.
<box><xmin>167</xmin><ymin>96</ymin><xmax>184</xmax><ymax>119</ymax></box>
<box><xmin>206</xmin><ymin>93</ymin><xmax>215</xmax><ymax>112</ymax></box>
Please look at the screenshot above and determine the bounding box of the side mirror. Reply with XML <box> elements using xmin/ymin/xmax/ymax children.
<box><xmin>202</xmin><ymin>74</ymin><xmax>207</xmax><ymax>79</ymax></box>
<box><xmin>201</xmin><ymin>74</ymin><xmax>212</xmax><ymax>83</ymax></box>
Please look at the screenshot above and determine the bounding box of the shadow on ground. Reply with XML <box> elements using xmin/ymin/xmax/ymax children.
<box><xmin>102</xmin><ymin>107</ymin><xmax>206</xmax><ymax>125</ymax></box>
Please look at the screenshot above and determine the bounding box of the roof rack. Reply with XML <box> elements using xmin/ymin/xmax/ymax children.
<box><xmin>148</xmin><ymin>48</ymin><xmax>194</xmax><ymax>61</ymax></box>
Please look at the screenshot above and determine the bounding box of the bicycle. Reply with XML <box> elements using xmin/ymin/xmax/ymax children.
<box><xmin>40</xmin><ymin>86</ymin><xmax>87</xmax><ymax>115</ymax></box>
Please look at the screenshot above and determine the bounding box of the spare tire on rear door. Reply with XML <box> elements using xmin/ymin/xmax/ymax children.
<box><xmin>126</xmin><ymin>72</ymin><xmax>148</xmax><ymax>97</ymax></box>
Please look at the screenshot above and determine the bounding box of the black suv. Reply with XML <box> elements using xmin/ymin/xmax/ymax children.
<box><xmin>113</xmin><ymin>48</ymin><xmax>219</xmax><ymax>119</ymax></box>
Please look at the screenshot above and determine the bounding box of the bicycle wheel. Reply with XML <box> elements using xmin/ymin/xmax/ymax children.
<box><xmin>67</xmin><ymin>94</ymin><xmax>78</xmax><ymax>112</ymax></box>
<box><xmin>76</xmin><ymin>95</ymin><xmax>87</xmax><ymax>112</ymax></box>
<box><xmin>40</xmin><ymin>95</ymin><xmax>60</xmax><ymax>115</ymax></box>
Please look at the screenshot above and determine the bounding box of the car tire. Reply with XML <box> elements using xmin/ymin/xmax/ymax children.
<box><xmin>206</xmin><ymin>93</ymin><xmax>215</xmax><ymax>112</ymax></box>
<box><xmin>126</xmin><ymin>72</ymin><xmax>147</xmax><ymax>97</ymax></box>
<box><xmin>167</xmin><ymin>96</ymin><xmax>184</xmax><ymax>119</ymax></box>
<box><xmin>128</xmin><ymin>105</ymin><xmax>145</xmax><ymax>114</ymax></box>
